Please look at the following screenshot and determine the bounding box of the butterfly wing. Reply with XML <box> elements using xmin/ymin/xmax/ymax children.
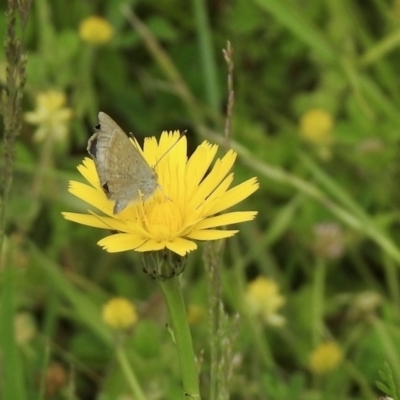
<box><xmin>87</xmin><ymin>112</ymin><xmax>158</xmax><ymax>214</ymax></box>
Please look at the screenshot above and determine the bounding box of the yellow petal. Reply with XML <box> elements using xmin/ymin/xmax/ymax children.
<box><xmin>197</xmin><ymin>174</ymin><xmax>234</xmax><ymax>216</ymax></box>
<box><xmin>189</xmin><ymin>150</ymin><xmax>236</xmax><ymax>208</ymax></box>
<box><xmin>185</xmin><ymin>142</ymin><xmax>218</xmax><ymax>198</ymax></box>
<box><xmin>208</xmin><ymin>177</ymin><xmax>259</xmax><ymax>214</ymax></box>
<box><xmin>78</xmin><ymin>158</ymin><xmax>100</xmax><ymax>189</ymax></box>
<box><xmin>187</xmin><ymin>229</ymin><xmax>238</xmax><ymax>240</ymax></box>
<box><xmin>195</xmin><ymin>211</ymin><xmax>258</xmax><ymax>229</ymax></box>
<box><xmin>133</xmin><ymin>239</ymin><xmax>167</xmax><ymax>252</ymax></box>
<box><xmin>68</xmin><ymin>181</ymin><xmax>113</xmax><ymax>215</ymax></box>
<box><xmin>98</xmin><ymin>233</ymin><xmax>147</xmax><ymax>252</ymax></box>
<box><xmin>62</xmin><ymin>212</ymin><xmax>120</xmax><ymax>230</ymax></box>
<box><xmin>166</xmin><ymin>237</ymin><xmax>197</xmax><ymax>256</ymax></box>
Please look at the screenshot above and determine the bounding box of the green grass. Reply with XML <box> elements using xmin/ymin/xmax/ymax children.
<box><xmin>1</xmin><ymin>0</ymin><xmax>400</xmax><ymax>399</ymax></box>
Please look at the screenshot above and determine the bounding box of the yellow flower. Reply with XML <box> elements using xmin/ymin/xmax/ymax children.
<box><xmin>24</xmin><ymin>90</ymin><xmax>72</xmax><ymax>142</ymax></box>
<box><xmin>299</xmin><ymin>108</ymin><xmax>334</xmax><ymax>145</ymax></box>
<box><xmin>244</xmin><ymin>277</ymin><xmax>285</xmax><ymax>326</ymax></box>
<box><xmin>102</xmin><ymin>297</ymin><xmax>138</xmax><ymax>330</ymax></box>
<box><xmin>309</xmin><ymin>342</ymin><xmax>343</xmax><ymax>374</ymax></box>
<box><xmin>79</xmin><ymin>16</ymin><xmax>113</xmax><ymax>45</ymax></box>
<box><xmin>62</xmin><ymin>132</ymin><xmax>259</xmax><ymax>256</ymax></box>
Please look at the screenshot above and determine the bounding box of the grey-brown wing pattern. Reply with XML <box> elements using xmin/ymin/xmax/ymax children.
<box><xmin>87</xmin><ymin>112</ymin><xmax>158</xmax><ymax>214</ymax></box>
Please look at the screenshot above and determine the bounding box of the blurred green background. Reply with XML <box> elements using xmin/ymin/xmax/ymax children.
<box><xmin>1</xmin><ymin>0</ymin><xmax>400</xmax><ymax>399</ymax></box>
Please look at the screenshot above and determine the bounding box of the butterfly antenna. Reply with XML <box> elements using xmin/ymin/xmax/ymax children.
<box><xmin>154</xmin><ymin>131</ymin><xmax>187</xmax><ymax>168</ymax></box>
<box><xmin>88</xmin><ymin>209</ymin><xmax>120</xmax><ymax>231</ymax></box>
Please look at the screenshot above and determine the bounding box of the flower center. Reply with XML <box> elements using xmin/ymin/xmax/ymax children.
<box><xmin>144</xmin><ymin>197</ymin><xmax>182</xmax><ymax>240</ymax></box>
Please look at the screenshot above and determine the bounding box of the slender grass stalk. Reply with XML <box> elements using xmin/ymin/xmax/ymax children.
<box><xmin>30</xmin><ymin>243</ymin><xmax>112</xmax><ymax>345</ymax></box>
<box><xmin>74</xmin><ymin>45</ymin><xmax>98</xmax><ymax>119</ymax></box>
<box><xmin>222</xmin><ymin>41</ymin><xmax>234</xmax><ymax>149</ymax></box>
<box><xmin>344</xmin><ymin>361</ymin><xmax>377</xmax><ymax>400</ymax></box>
<box><xmin>121</xmin><ymin>6</ymin><xmax>203</xmax><ymax>125</ymax></box>
<box><xmin>35</xmin><ymin>0</ymin><xmax>55</xmax><ymax>70</ymax></box>
<box><xmin>360</xmin><ymin>28</ymin><xmax>400</xmax><ymax>66</ymax></box>
<box><xmin>201</xmin><ymin>130</ymin><xmax>400</xmax><ymax>267</ymax></box>
<box><xmin>192</xmin><ymin>0</ymin><xmax>220</xmax><ymax>113</ymax></box>
<box><xmin>115</xmin><ymin>343</ymin><xmax>147</xmax><ymax>400</ymax></box>
<box><xmin>252</xmin><ymin>0</ymin><xmax>336</xmax><ymax>62</ymax></box>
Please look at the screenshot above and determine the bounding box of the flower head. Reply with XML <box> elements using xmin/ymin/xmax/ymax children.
<box><xmin>244</xmin><ymin>277</ymin><xmax>285</xmax><ymax>326</ymax></box>
<box><xmin>24</xmin><ymin>90</ymin><xmax>72</xmax><ymax>142</ymax></box>
<box><xmin>309</xmin><ymin>341</ymin><xmax>343</xmax><ymax>374</ymax></box>
<box><xmin>299</xmin><ymin>108</ymin><xmax>334</xmax><ymax>146</ymax></box>
<box><xmin>102</xmin><ymin>297</ymin><xmax>138</xmax><ymax>331</ymax></box>
<box><xmin>63</xmin><ymin>131</ymin><xmax>258</xmax><ymax>256</ymax></box>
<box><xmin>79</xmin><ymin>16</ymin><xmax>113</xmax><ymax>45</ymax></box>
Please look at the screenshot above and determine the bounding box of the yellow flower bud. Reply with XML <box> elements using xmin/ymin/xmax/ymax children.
<box><xmin>309</xmin><ymin>342</ymin><xmax>343</xmax><ymax>374</ymax></box>
<box><xmin>79</xmin><ymin>16</ymin><xmax>113</xmax><ymax>45</ymax></box>
<box><xmin>299</xmin><ymin>108</ymin><xmax>334</xmax><ymax>145</ymax></box>
<box><xmin>102</xmin><ymin>297</ymin><xmax>138</xmax><ymax>331</ymax></box>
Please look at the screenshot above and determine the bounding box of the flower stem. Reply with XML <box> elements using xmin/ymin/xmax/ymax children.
<box><xmin>115</xmin><ymin>342</ymin><xmax>147</xmax><ymax>400</ymax></box>
<box><xmin>158</xmin><ymin>277</ymin><xmax>201</xmax><ymax>399</ymax></box>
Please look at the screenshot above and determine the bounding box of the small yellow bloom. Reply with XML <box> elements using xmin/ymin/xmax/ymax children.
<box><xmin>24</xmin><ymin>90</ymin><xmax>72</xmax><ymax>142</ymax></box>
<box><xmin>299</xmin><ymin>108</ymin><xmax>334</xmax><ymax>145</ymax></box>
<box><xmin>102</xmin><ymin>297</ymin><xmax>138</xmax><ymax>331</ymax></box>
<box><xmin>63</xmin><ymin>131</ymin><xmax>259</xmax><ymax>256</ymax></box>
<box><xmin>245</xmin><ymin>277</ymin><xmax>285</xmax><ymax>326</ymax></box>
<box><xmin>309</xmin><ymin>342</ymin><xmax>343</xmax><ymax>374</ymax></box>
<box><xmin>79</xmin><ymin>16</ymin><xmax>113</xmax><ymax>45</ymax></box>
